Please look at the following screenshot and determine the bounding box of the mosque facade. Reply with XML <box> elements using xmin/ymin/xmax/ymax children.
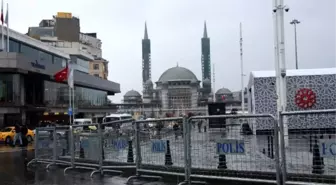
<box><xmin>122</xmin><ymin>22</ymin><xmax>241</xmax><ymax>115</ymax></box>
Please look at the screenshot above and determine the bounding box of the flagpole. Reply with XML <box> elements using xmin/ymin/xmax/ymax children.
<box><xmin>239</xmin><ymin>22</ymin><xmax>245</xmax><ymax>114</ymax></box>
<box><xmin>6</xmin><ymin>3</ymin><xmax>8</xmax><ymax>52</ymax></box>
<box><xmin>1</xmin><ymin>0</ymin><xmax>4</xmax><ymax>51</ymax></box>
<box><xmin>69</xmin><ymin>86</ymin><xmax>72</xmax><ymax>124</ymax></box>
<box><xmin>72</xmin><ymin>86</ymin><xmax>75</xmax><ymax>122</ymax></box>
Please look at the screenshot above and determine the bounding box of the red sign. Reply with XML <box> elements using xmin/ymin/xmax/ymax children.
<box><xmin>295</xmin><ymin>88</ymin><xmax>316</xmax><ymax>109</ymax></box>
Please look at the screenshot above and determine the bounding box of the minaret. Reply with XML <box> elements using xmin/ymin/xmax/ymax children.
<box><xmin>142</xmin><ymin>22</ymin><xmax>151</xmax><ymax>86</ymax></box>
<box><xmin>201</xmin><ymin>21</ymin><xmax>211</xmax><ymax>87</ymax></box>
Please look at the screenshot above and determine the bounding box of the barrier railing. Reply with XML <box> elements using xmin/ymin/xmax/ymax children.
<box><xmin>180</xmin><ymin>114</ymin><xmax>281</xmax><ymax>185</ymax></box>
<box><xmin>127</xmin><ymin>117</ymin><xmax>185</xmax><ymax>183</ymax></box>
<box><xmin>27</xmin><ymin>127</ymin><xmax>56</xmax><ymax>166</ymax></box>
<box><xmin>280</xmin><ymin>109</ymin><xmax>336</xmax><ymax>185</ymax></box>
<box><xmin>100</xmin><ymin>118</ymin><xmax>137</xmax><ymax>175</ymax></box>
<box><xmin>27</xmin><ymin>110</ymin><xmax>335</xmax><ymax>185</ymax></box>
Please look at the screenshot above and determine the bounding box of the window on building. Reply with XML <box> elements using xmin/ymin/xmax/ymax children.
<box><xmin>39</xmin><ymin>51</ymin><xmax>52</xmax><ymax>64</ymax></box>
<box><xmin>20</xmin><ymin>44</ymin><xmax>39</xmax><ymax>61</ymax></box>
<box><xmin>93</xmin><ymin>64</ymin><xmax>99</xmax><ymax>70</ymax></box>
<box><xmin>44</xmin><ymin>81</ymin><xmax>107</xmax><ymax>107</ymax></box>
<box><xmin>20</xmin><ymin>44</ymin><xmax>55</xmax><ymax>65</ymax></box>
<box><xmin>9</xmin><ymin>39</ymin><xmax>20</xmax><ymax>52</ymax></box>
<box><xmin>0</xmin><ymin>74</ymin><xmax>20</xmax><ymax>104</ymax></box>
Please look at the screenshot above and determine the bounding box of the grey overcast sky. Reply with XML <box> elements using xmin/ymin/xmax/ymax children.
<box><xmin>9</xmin><ymin>0</ymin><xmax>336</xmax><ymax>102</ymax></box>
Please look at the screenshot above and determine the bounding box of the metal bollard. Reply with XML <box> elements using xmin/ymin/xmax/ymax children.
<box><xmin>267</xmin><ymin>136</ymin><xmax>271</xmax><ymax>158</ymax></box>
<box><xmin>262</xmin><ymin>148</ymin><xmax>266</xmax><ymax>154</ymax></box>
<box><xmin>270</xmin><ymin>136</ymin><xmax>274</xmax><ymax>159</ymax></box>
<box><xmin>312</xmin><ymin>136</ymin><xmax>323</xmax><ymax>174</ymax></box>
<box><xmin>127</xmin><ymin>140</ymin><xmax>134</xmax><ymax>163</ymax></box>
<box><xmin>165</xmin><ymin>140</ymin><xmax>173</xmax><ymax>166</ymax></box>
<box><xmin>80</xmin><ymin>143</ymin><xmax>85</xmax><ymax>158</ymax></box>
<box><xmin>102</xmin><ymin>144</ymin><xmax>105</xmax><ymax>160</ymax></box>
<box><xmin>319</xmin><ymin>135</ymin><xmax>324</xmax><ymax>166</ymax></box>
<box><xmin>217</xmin><ymin>154</ymin><xmax>227</xmax><ymax>169</ymax></box>
<box><xmin>309</xmin><ymin>135</ymin><xmax>313</xmax><ymax>153</ymax></box>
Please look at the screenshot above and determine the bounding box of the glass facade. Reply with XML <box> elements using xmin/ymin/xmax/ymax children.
<box><xmin>0</xmin><ymin>74</ymin><xmax>20</xmax><ymax>104</ymax></box>
<box><xmin>1</xmin><ymin>37</ymin><xmax>68</xmax><ymax>67</ymax></box>
<box><xmin>70</xmin><ymin>56</ymin><xmax>90</xmax><ymax>73</ymax></box>
<box><xmin>44</xmin><ymin>81</ymin><xmax>107</xmax><ymax>107</ymax></box>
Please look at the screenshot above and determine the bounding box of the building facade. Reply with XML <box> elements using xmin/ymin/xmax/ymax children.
<box><xmin>248</xmin><ymin>68</ymin><xmax>336</xmax><ymax>132</ymax></box>
<box><xmin>121</xmin><ymin>22</ymin><xmax>231</xmax><ymax>116</ymax></box>
<box><xmin>89</xmin><ymin>58</ymin><xmax>108</xmax><ymax>79</ymax></box>
<box><xmin>27</xmin><ymin>12</ymin><xmax>107</xmax><ymax>78</ymax></box>
<box><xmin>0</xmin><ymin>27</ymin><xmax>120</xmax><ymax>127</ymax></box>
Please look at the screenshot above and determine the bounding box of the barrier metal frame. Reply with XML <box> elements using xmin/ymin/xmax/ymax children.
<box><xmin>280</xmin><ymin>109</ymin><xmax>336</xmax><ymax>185</ymax></box>
<box><xmin>29</xmin><ymin>111</ymin><xmax>336</xmax><ymax>185</ymax></box>
<box><xmin>126</xmin><ymin>117</ymin><xmax>184</xmax><ymax>183</ymax></box>
<box><xmin>178</xmin><ymin>113</ymin><xmax>281</xmax><ymax>185</ymax></box>
<box><xmin>99</xmin><ymin>118</ymin><xmax>137</xmax><ymax>176</ymax></box>
<box><xmin>27</xmin><ymin>127</ymin><xmax>61</xmax><ymax>168</ymax></box>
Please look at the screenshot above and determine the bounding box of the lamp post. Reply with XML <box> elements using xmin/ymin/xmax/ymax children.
<box><xmin>290</xmin><ymin>19</ymin><xmax>300</xmax><ymax>69</ymax></box>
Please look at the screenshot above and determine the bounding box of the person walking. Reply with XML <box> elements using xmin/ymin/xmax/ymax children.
<box><xmin>21</xmin><ymin>123</ymin><xmax>28</xmax><ymax>147</ymax></box>
<box><xmin>197</xmin><ymin>120</ymin><xmax>202</xmax><ymax>133</ymax></box>
<box><xmin>13</xmin><ymin>123</ymin><xmax>22</xmax><ymax>147</ymax></box>
<box><xmin>173</xmin><ymin>122</ymin><xmax>179</xmax><ymax>139</ymax></box>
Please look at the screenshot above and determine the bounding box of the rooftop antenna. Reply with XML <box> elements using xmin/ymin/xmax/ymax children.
<box><xmin>240</xmin><ymin>22</ymin><xmax>245</xmax><ymax>113</ymax></box>
<box><xmin>212</xmin><ymin>63</ymin><xmax>215</xmax><ymax>102</ymax></box>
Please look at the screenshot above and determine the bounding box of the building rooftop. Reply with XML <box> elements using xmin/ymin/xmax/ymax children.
<box><xmin>3</xmin><ymin>28</ymin><xmax>69</xmax><ymax>59</ymax></box>
<box><xmin>251</xmin><ymin>68</ymin><xmax>335</xmax><ymax>78</ymax></box>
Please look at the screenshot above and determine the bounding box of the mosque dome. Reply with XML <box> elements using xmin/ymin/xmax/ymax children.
<box><xmin>216</xmin><ymin>88</ymin><xmax>232</xmax><ymax>95</ymax></box>
<box><xmin>124</xmin><ymin>90</ymin><xmax>141</xmax><ymax>97</ymax></box>
<box><xmin>158</xmin><ymin>66</ymin><xmax>198</xmax><ymax>82</ymax></box>
<box><xmin>203</xmin><ymin>78</ymin><xmax>211</xmax><ymax>85</ymax></box>
<box><xmin>145</xmin><ymin>79</ymin><xmax>153</xmax><ymax>85</ymax></box>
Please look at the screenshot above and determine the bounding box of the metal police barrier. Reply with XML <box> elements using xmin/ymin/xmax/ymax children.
<box><xmin>280</xmin><ymin>109</ymin><xmax>336</xmax><ymax>185</ymax></box>
<box><xmin>127</xmin><ymin>117</ymin><xmax>185</xmax><ymax>184</ymax></box>
<box><xmin>179</xmin><ymin>114</ymin><xmax>281</xmax><ymax>185</ymax></box>
<box><xmin>63</xmin><ymin>123</ymin><xmax>104</xmax><ymax>177</ymax></box>
<box><xmin>45</xmin><ymin>126</ymin><xmax>73</xmax><ymax>169</ymax></box>
<box><xmin>100</xmin><ymin>118</ymin><xmax>137</xmax><ymax>175</ymax></box>
<box><xmin>27</xmin><ymin>127</ymin><xmax>57</xmax><ymax>167</ymax></box>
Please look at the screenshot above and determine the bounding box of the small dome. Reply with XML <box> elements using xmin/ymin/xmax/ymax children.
<box><xmin>203</xmin><ymin>78</ymin><xmax>211</xmax><ymax>85</ymax></box>
<box><xmin>216</xmin><ymin>88</ymin><xmax>232</xmax><ymax>95</ymax></box>
<box><xmin>124</xmin><ymin>90</ymin><xmax>141</xmax><ymax>97</ymax></box>
<box><xmin>145</xmin><ymin>79</ymin><xmax>153</xmax><ymax>85</ymax></box>
<box><xmin>158</xmin><ymin>66</ymin><xmax>198</xmax><ymax>82</ymax></box>
<box><xmin>191</xmin><ymin>79</ymin><xmax>199</xmax><ymax>84</ymax></box>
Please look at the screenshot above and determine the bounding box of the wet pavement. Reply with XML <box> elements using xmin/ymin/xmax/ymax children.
<box><xmin>0</xmin><ymin>146</ymin><xmax>174</xmax><ymax>185</ymax></box>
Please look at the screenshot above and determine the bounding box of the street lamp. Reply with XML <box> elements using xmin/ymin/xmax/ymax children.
<box><xmin>290</xmin><ymin>19</ymin><xmax>300</xmax><ymax>69</ymax></box>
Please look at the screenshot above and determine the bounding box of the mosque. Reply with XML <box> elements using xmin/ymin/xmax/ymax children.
<box><xmin>121</xmin><ymin>22</ymin><xmax>243</xmax><ymax>116</ymax></box>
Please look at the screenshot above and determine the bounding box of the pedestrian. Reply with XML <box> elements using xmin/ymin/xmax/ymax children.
<box><xmin>21</xmin><ymin>123</ymin><xmax>28</xmax><ymax>147</ymax></box>
<box><xmin>173</xmin><ymin>122</ymin><xmax>179</xmax><ymax>139</ymax></box>
<box><xmin>13</xmin><ymin>123</ymin><xmax>22</xmax><ymax>147</ymax></box>
<box><xmin>197</xmin><ymin>113</ymin><xmax>203</xmax><ymax>133</ymax></box>
<box><xmin>198</xmin><ymin>120</ymin><xmax>202</xmax><ymax>133</ymax></box>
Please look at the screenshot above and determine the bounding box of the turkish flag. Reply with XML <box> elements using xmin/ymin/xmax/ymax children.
<box><xmin>53</xmin><ymin>66</ymin><xmax>68</xmax><ymax>82</ymax></box>
<box><xmin>221</xmin><ymin>95</ymin><xmax>225</xmax><ymax>101</ymax></box>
